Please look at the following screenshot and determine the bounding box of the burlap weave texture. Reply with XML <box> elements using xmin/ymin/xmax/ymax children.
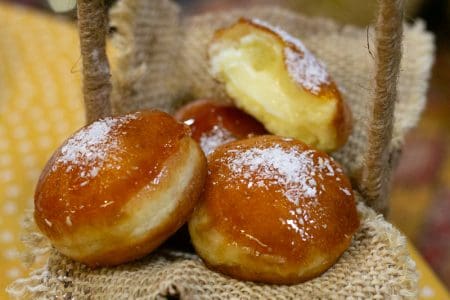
<box><xmin>8</xmin><ymin>199</ymin><xmax>417</xmax><ymax>299</ymax></box>
<box><xmin>7</xmin><ymin>0</ymin><xmax>434</xmax><ymax>298</ymax></box>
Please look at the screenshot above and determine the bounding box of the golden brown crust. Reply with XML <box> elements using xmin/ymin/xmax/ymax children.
<box><xmin>35</xmin><ymin>111</ymin><xmax>190</xmax><ymax>238</ymax></box>
<box><xmin>34</xmin><ymin>110</ymin><xmax>207</xmax><ymax>266</ymax></box>
<box><xmin>77</xmin><ymin>139</ymin><xmax>206</xmax><ymax>266</ymax></box>
<box><xmin>175</xmin><ymin>99</ymin><xmax>267</xmax><ymax>154</ymax></box>
<box><xmin>203</xmin><ymin>248</ymin><xmax>348</xmax><ymax>285</ymax></box>
<box><xmin>333</xmin><ymin>92</ymin><xmax>353</xmax><ymax>149</ymax></box>
<box><xmin>189</xmin><ymin>135</ymin><xmax>359</xmax><ymax>284</ymax></box>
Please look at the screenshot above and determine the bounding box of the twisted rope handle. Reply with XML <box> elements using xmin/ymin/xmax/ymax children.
<box><xmin>77</xmin><ymin>0</ymin><xmax>112</xmax><ymax>123</ymax></box>
<box><xmin>76</xmin><ymin>0</ymin><xmax>404</xmax><ymax>214</ymax></box>
<box><xmin>359</xmin><ymin>0</ymin><xmax>404</xmax><ymax>214</ymax></box>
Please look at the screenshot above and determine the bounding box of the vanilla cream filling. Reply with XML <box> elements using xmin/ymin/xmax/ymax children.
<box><xmin>210</xmin><ymin>32</ymin><xmax>338</xmax><ymax>151</ymax></box>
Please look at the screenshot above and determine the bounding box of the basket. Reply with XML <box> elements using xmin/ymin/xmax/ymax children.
<box><xmin>7</xmin><ymin>0</ymin><xmax>434</xmax><ymax>298</ymax></box>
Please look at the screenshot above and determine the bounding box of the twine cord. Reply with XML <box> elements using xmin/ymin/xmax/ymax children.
<box><xmin>77</xmin><ymin>0</ymin><xmax>112</xmax><ymax>123</ymax></box>
<box><xmin>360</xmin><ymin>0</ymin><xmax>404</xmax><ymax>214</ymax></box>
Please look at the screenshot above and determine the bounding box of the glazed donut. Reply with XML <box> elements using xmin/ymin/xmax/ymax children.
<box><xmin>209</xmin><ymin>18</ymin><xmax>352</xmax><ymax>152</ymax></box>
<box><xmin>188</xmin><ymin>135</ymin><xmax>359</xmax><ymax>284</ymax></box>
<box><xmin>175</xmin><ymin>99</ymin><xmax>267</xmax><ymax>155</ymax></box>
<box><xmin>34</xmin><ymin>110</ymin><xmax>207</xmax><ymax>267</ymax></box>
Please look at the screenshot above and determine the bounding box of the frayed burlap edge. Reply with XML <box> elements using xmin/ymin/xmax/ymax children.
<box><xmin>7</xmin><ymin>197</ymin><xmax>418</xmax><ymax>299</ymax></box>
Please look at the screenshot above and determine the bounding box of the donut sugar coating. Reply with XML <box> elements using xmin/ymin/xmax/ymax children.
<box><xmin>34</xmin><ymin>110</ymin><xmax>207</xmax><ymax>267</ymax></box>
<box><xmin>209</xmin><ymin>18</ymin><xmax>352</xmax><ymax>152</ymax></box>
<box><xmin>175</xmin><ymin>99</ymin><xmax>267</xmax><ymax>155</ymax></box>
<box><xmin>188</xmin><ymin>135</ymin><xmax>359</xmax><ymax>284</ymax></box>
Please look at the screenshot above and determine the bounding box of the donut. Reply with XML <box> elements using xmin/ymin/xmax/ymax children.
<box><xmin>175</xmin><ymin>99</ymin><xmax>267</xmax><ymax>155</ymax></box>
<box><xmin>209</xmin><ymin>18</ymin><xmax>352</xmax><ymax>152</ymax></box>
<box><xmin>34</xmin><ymin>110</ymin><xmax>207</xmax><ymax>267</ymax></box>
<box><xmin>188</xmin><ymin>135</ymin><xmax>359</xmax><ymax>284</ymax></box>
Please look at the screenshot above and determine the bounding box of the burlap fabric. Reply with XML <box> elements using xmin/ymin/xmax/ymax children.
<box><xmin>7</xmin><ymin>0</ymin><xmax>434</xmax><ymax>298</ymax></box>
<box><xmin>8</xmin><ymin>198</ymin><xmax>417</xmax><ymax>299</ymax></box>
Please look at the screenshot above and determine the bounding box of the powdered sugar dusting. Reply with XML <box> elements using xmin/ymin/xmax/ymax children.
<box><xmin>340</xmin><ymin>187</ymin><xmax>352</xmax><ymax>196</ymax></box>
<box><xmin>222</xmin><ymin>143</ymin><xmax>348</xmax><ymax>242</ymax></box>
<box><xmin>224</xmin><ymin>145</ymin><xmax>321</xmax><ymax>205</ymax></box>
<box><xmin>54</xmin><ymin>113</ymin><xmax>138</xmax><ymax>181</ymax></box>
<box><xmin>44</xmin><ymin>218</ymin><xmax>52</xmax><ymax>227</ymax></box>
<box><xmin>65</xmin><ymin>215</ymin><xmax>72</xmax><ymax>226</ymax></box>
<box><xmin>200</xmin><ymin>125</ymin><xmax>235</xmax><ymax>155</ymax></box>
<box><xmin>284</xmin><ymin>48</ymin><xmax>329</xmax><ymax>95</ymax></box>
<box><xmin>223</xmin><ymin>144</ymin><xmax>346</xmax><ymax>205</ymax></box>
<box><xmin>251</xmin><ymin>18</ymin><xmax>329</xmax><ymax>95</ymax></box>
<box><xmin>222</xmin><ymin>142</ymin><xmax>352</xmax><ymax>242</ymax></box>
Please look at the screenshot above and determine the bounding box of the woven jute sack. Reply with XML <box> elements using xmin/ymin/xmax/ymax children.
<box><xmin>8</xmin><ymin>199</ymin><xmax>416</xmax><ymax>299</ymax></box>
<box><xmin>7</xmin><ymin>0</ymin><xmax>434</xmax><ymax>299</ymax></box>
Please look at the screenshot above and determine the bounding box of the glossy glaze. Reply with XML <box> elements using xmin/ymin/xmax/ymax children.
<box><xmin>203</xmin><ymin>135</ymin><xmax>359</xmax><ymax>262</ymax></box>
<box><xmin>175</xmin><ymin>99</ymin><xmax>267</xmax><ymax>153</ymax></box>
<box><xmin>34</xmin><ymin>110</ymin><xmax>190</xmax><ymax>239</ymax></box>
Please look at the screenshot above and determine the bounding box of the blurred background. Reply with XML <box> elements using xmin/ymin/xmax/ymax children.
<box><xmin>0</xmin><ymin>0</ymin><xmax>449</xmax><ymax>298</ymax></box>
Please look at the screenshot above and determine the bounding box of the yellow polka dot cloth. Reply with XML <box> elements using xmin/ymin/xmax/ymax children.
<box><xmin>0</xmin><ymin>2</ymin><xmax>448</xmax><ymax>300</ymax></box>
<box><xmin>0</xmin><ymin>3</ymin><xmax>84</xmax><ymax>299</ymax></box>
